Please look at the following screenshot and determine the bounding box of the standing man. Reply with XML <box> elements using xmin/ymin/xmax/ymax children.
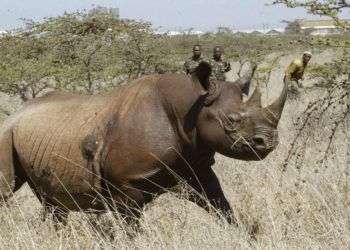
<box><xmin>209</xmin><ymin>46</ymin><xmax>231</xmax><ymax>81</ymax></box>
<box><xmin>184</xmin><ymin>45</ymin><xmax>207</xmax><ymax>75</ymax></box>
<box><xmin>285</xmin><ymin>51</ymin><xmax>312</xmax><ymax>93</ymax></box>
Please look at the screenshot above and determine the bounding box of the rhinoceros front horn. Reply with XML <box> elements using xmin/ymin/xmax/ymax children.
<box><xmin>263</xmin><ymin>77</ymin><xmax>288</xmax><ymax>124</ymax></box>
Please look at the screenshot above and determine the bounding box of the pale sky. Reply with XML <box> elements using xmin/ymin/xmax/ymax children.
<box><xmin>1</xmin><ymin>0</ymin><xmax>349</xmax><ymax>31</ymax></box>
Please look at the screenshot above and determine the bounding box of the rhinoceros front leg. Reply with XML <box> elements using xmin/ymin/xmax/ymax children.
<box><xmin>187</xmin><ymin>163</ymin><xmax>236</xmax><ymax>225</ymax></box>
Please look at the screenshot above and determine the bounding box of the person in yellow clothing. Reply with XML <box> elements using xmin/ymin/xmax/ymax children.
<box><xmin>285</xmin><ymin>51</ymin><xmax>312</xmax><ymax>94</ymax></box>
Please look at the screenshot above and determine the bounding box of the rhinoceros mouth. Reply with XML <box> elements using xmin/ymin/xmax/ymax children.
<box><xmin>223</xmin><ymin>130</ymin><xmax>275</xmax><ymax>160</ymax></box>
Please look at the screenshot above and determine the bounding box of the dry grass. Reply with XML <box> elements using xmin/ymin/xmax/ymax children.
<box><xmin>0</xmin><ymin>50</ymin><xmax>349</xmax><ymax>249</ymax></box>
<box><xmin>0</xmin><ymin>141</ymin><xmax>348</xmax><ymax>249</ymax></box>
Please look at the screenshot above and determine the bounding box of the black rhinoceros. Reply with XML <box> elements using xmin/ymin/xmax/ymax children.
<box><xmin>0</xmin><ymin>62</ymin><xmax>286</xmax><ymax>225</ymax></box>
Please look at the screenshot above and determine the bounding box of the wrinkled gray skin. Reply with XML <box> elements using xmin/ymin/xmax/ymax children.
<box><xmin>0</xmin><ymin>62</ymin><xmax>287</xmax><ymax>227</ymax></box>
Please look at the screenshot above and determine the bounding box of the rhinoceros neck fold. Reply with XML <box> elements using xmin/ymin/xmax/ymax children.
<box><xmin>155</xmin><ymin>74</ymin><xmax>208</xmax><ymax>146</ymax></box>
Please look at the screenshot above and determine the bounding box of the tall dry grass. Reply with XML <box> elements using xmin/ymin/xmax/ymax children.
<box><xmin>1</xmin><ymin>95</ymin><xmax>349</xmax><ymax>249</ymax></box>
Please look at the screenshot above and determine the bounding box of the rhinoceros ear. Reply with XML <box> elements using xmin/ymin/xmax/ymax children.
<box><xmin>193</xmin><ymin>62</ymin><xmax>221</xmax><ymax>106</ymax></box>
<box><xmin>194</xmin><ymin>61</ymin><xmax>212</xmax><ymax>89</ymax></box>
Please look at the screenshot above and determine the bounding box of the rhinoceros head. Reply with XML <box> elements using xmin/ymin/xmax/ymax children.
<box><xmin>195</xmin><ymin>62</ymin><xmax>287</xmax><ymax>161</ymax></box>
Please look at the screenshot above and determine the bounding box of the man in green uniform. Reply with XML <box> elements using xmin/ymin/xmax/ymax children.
<box><xmin>184</xmin><ymin>45</ymin><xmax>206</xmax><ymax>74</ymax></box>
<box><xmin>285</xmin><ymin>51</ymin><xmax>312</xmax><ymax>93</ymax></box>
<box><xmin>209</xmin><ymin>46</ymin><xmax>231</xmax><ymax>81</ymax></box>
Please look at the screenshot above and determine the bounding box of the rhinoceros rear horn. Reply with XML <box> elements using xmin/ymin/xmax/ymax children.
<box><xmin>263</xmin><ymin>76</ymin><xmax>288</xmax><ymax>124</ymax></box>
<box><xmin>246</xmin><ymin>86</ymin><xmax>262</xmax><ymax>107</ymax></box>
<box><xmin>235</xmin><ymin>61</ymin><xmax>257</xmax><ymax>95</ymax></box>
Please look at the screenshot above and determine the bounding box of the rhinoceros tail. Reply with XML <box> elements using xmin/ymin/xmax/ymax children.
<box><xmin>0</xmin><ymin>119</ymin><xmax>26</xmax><ymax>204</ymax></box>
<box><xmin>0</xmin><ymin>127</ymin><xmax>25</xmax><ymax>202</ymax></box>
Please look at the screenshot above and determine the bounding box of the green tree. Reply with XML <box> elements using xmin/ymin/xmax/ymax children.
<box><xmin>272</xmin><ymin>0</ymin><xmax>350</xmax><ymax>30</ymax></box>
<box><xmin>118</xmin><ymin>22</ymin><xmax>166</xmax><ymax>79</ymax></box>
<box><xmin>32</xmin><ymin>11</ymin><xmax>134</xmax><ymax>93</ymax></box>
<box><xmin>0</xmin><ymin>8</ymin><xmax>168</xmax><ymax>99</ymax></box>
<box><xmin>0</xmin><ymin>34</ymin><xmax>56</xmax><ymax>101</ymax></box>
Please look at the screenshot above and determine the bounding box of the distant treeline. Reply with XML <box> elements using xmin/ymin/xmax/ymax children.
<box><xmin>0</xmin><ymin>8</ymin><xmax>347</xmax><ymax>101</ymax></box>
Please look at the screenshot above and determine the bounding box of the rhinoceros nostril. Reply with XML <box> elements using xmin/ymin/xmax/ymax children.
<box><xmin>253</xmin><ymin>137</ymin><xmax>266</xmax><ymax>148</ymax></box>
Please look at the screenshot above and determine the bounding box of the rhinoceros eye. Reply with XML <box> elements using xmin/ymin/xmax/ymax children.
<box><xmin>228</xmin><ymin>113</ymin><xmax>241</xmax><ymax>123</ymax></box>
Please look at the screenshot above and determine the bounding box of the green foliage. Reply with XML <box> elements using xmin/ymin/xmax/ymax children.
<box><xmin>32</xmin><ymin>11</ymin><xmax>165</xmax><ymax>93</ymax></box>
<box><xmin>272</xmin><ymin>0</ymin><xmax>350</xmax><ymax>31</ymax></box>
<box><xmin>0</xmin><ymin>35</ymin><xmax>56</xmax><ymax>100</ymax></box>
<box><xmin>0</xmin><ymin>9</ymin><xmax>168</xmax><ymax>99</ymax></box>
<box><xmin>255</xmin><ymin>54</ymin><xmax>284</xmax><ymax>87</ymax></box>
<box><xmin>307</xmin><ymin>63</ymin><xmax>333</xmax><ymax>85</ymax></box>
